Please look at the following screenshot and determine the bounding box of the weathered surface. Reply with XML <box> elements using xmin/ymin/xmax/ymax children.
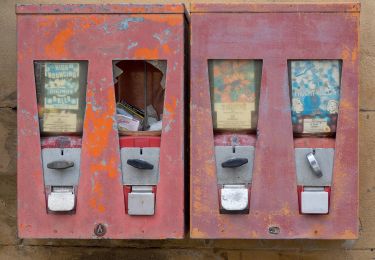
<box><xmin>1</xmin><ymin>0</ymin><xmax>375</xmax><ymax>258</ymax></box>
<box><xmin>190</xmin><ymin>4</ymin><xmax>359</xmax><ymax>239</ymax></box>
<box><xmin>17</xmin><ymin>4</ymin><xmax>185</xmax><ymax>239</ymax></box>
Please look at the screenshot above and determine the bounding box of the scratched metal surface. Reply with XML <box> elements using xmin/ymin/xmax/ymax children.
<box><xmin>190</xmin><ymin>3</ymin><xmax>359</xmax><ymax>239</ymax></box>
<box><xmin>17</xmin><ymin>4</ymin><xmax>185</xmax><ymax>239</ymax></box>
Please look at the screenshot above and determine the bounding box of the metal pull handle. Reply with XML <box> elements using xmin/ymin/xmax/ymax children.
<box><xmin>221</xmin><ymin>158</ymin><xmax>248</xmax><ymax>168</ymax></box>
<box><xmin>127</xmin><ymin>159</ymin><xmax>154</xmax><ymax>170</ymax></box>
<box><xmin>47</xmin><ymin>160</ymin><xmax>74</xmax><ymax>170</ymax></box>
<box><xmin>306</xmin><ymin>152</ymin><xmax>323</xmax><ymax>178</ymax></box>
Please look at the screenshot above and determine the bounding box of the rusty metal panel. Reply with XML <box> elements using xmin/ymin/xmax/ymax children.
<box><xmin>190</xmin><ymin>3</ymin><xmax>359</xmax><ymax>239</ymax></box>
<box><xmin>17</xmin><ymin>4</ymin><xmax>186</xmax><ymax>239</ymax></box>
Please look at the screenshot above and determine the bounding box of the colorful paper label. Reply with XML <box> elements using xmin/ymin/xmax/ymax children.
<box><xmin>290</xmin><ymin>60</ymin><xmax>341</xmax><ymax>134</ymax></box>
<box><xmin>44</xmin><ymin>63</ymin><xmax>80</xmax><ymax>110</ymax></box>
<box><xmin>209</xmin><ymin>60</ymin><xmax>260</xmax><ymax>130</ymax></box>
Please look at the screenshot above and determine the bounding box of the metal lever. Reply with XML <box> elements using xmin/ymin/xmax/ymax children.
<box><xmin>221</xmin><ymin>158</ymin><xmax>248</xmax><ymax>168</ymax></box>
<box><xmin>47</xmin><ymin>160</ymin><xmax>74</xmax><ymax>170</ymax></box>
<box><xmin>306</xmin><ymin>152</ymin><xmax>323</xmax><ymax>178</ymax></box>
<box><xmin>127</xmin><ymin>159</ymin><xmax>154</xmax><ymax>170</ymax></box>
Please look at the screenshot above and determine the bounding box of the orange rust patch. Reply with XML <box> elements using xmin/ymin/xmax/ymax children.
<box><xmin>97</xmin><ymin>204</ymin><xmax>106</xmax><ymax>213</ymax></box>
<box><xmin>204</xmin><ymin>161</ymin><xmax>215</xmax><ymax>178</ymax></box>
<box><xmin>89</xmin><ymin>197</ymin><xmax>97</xmax><ymax>209</ymax></box>
<box><xmin>340</xmin><ymin>99</ymin><xmax>354</xmax><ymax>110</ymax></box>
<box><xmin>191</xmin><ymin>227</ymin><xmax>207</xmax><ymax>238</ymax></box>
<box><xmin>251</xmin><ymin>231</ymin><xmax>258</xmax><ymax>238</ymax></box>
<box><xmin>38</xmin><ymin>20</ymin><xmax>51</xmax><ymax>28</ymax></box>
<box><xmin>90</xmin><ymin>181</ymin><xmax>106</xmax><ymax>213</ymax></box>
<box><xmin>341</xmin><ymin>47</ymin><xmax>350</xmax><ymax>61</ymax></box>
<box><xmin>80</xmin><ymin>16</ymin><xmax>105</xmax><ymax>29</ymax></box>
<box><xmin>44</xmin><ymin>16</ymin><xmax>107</xmax><ymax>57</ymax></box>
<box><xmin>32</xmin><ymin>170</ymin><xmax>40</xmax><ymax>179</ymax></box>
<box><xmin>162</xmin><ymin>44</ymin><xmax>171</xmax><ymax>54</ymax></box>
<box><xmin>351</xmin><ymin>12</ymin><xmax>360</xmax><ymax>19</ymax></box>
<box><xmin>112</xmin><ymin>6</ymin><xmax>146</xmax><ymax>13</ymax></box>
<box><xmin>85</xmin><ymin>107</ymin><xmax>112</xmax><ymax>157</ymax></box>
<box><xmin>351</xmin><ymin>47</ymin><xmax>358</xmax><ymax>62</ymax></box>
<box><xmin>85</xmin><ymin>88</ymin><xmax>116</xmax><ymax>158</ymax></box>
<box><xmin>88</xmin><ymin>16</ymin><xmax>105</xmax><ymax>26</ymax></box>
<box><xmin>107</xmin><ymin>158</ymin><xmax>118</xmax><ymax>178</ymax></box>
<box><xmin>341</xmin><ymin>46</ymin><xmax>357</xmax><ymax>64</ymax></box>
<box><xmin>19</xmin><ymin>223</ymin><xmax>32</xmax><ymax>231</ymax></box>
<box><xmin>93</xmin><ymin>182</ymin><xmax>104</xmax><ymax>197</ymax></box>
<box><xmin>134</xmin><ymin>48</ymin><xmax>159</xmax><ymax>59</ymax></box>
<box><xmin>45</xmin><ymin>21</ymin><xmax>74</xmax><ymax>57</ymax></box>
<box><xmin>146</xmin><ymin>15</ymin><xmax>182</xmax><ymax>27</ymax></box>
<box><xmin>89</xmin><ymin>159</ymin><xmax>118</xmax><ymax>179</ymax></box>
<box><xmin>165</xmin><ymin>96</ymin><xmax>177</xmax><ymax>116</ymax></box>
<box><xmin>280</xmin><ymin>203</ymin><xmax>292</xmax><ymax>216</ymax></box>
<box><xmin>341</xmin><ymin>229</ymin><xmax>357</xmax><ymax>238</ymax></box>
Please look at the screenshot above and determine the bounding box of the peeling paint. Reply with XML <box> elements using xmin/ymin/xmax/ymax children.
<box><xmin>102</xmin><ymin>23</ymin><xmax>110</xmax><ymax>34</ymax></box>
<box><xmin>118</xmin><ymin>17</ymin><xmax>144</xmax><ymax>31</ymax></box>
<box><xmin>18</xmin><ymin>4</ymin><xmax>185</xmax><ymax>239</ymax></box>
<box><xmin>134</xmin><ymin>47</ymin><xmax>159</xmax><ymax>59</ymax></box>
<box><xmin>127</xmin><ymin>41</ymin><xmax>138</xmax><ymax>50</ymax></box>
<box><xmin>153</xmin><ymin>29</ymin><xmax>171</xmax><ymax>44</ymax></box>
<box><xmin>45</xmin><ymin>21</ymin><xmax>74</xmax><ymax>57</ymax></box>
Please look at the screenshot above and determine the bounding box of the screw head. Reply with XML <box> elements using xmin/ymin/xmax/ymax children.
<box><xmin>94</xmin><ymin>223</ymin><xmax>106</xmax><ymax>237</ymax></box>
<box><xmin>268</xmin><ymin>226</ymin><xmax>280</xmax><ymax>235</ymax></box>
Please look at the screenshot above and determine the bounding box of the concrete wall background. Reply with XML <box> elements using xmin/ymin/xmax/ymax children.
<box><xmin>1</xmin><ymin>0</ymin><xmax>374</xmax><ymax>259</ymax></box>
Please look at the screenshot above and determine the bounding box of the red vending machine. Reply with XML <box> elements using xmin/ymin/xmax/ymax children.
<box><xmin>190</xmin><ymin>3</ymin><xmax>360</xmax><ymax>239</ymax></box>
<box><xmin>17</xmin><ymin>4</ymin><xmax>186</xmax><ymax>239</ymax></box>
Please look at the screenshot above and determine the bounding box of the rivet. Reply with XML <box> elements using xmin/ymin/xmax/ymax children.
<box><xmin>94</xmin><ymin>223</ymin><xmax>106</xmax><ymax>237</ymax></box>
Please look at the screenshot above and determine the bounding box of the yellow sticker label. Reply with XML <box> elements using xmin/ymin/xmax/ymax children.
<box><xmin>213</xmin><ymin>102</ymin><xmax>255</xmax><ymax>129</ymax></box>
<box><xmin>43</xmin><ymin>112</ymin><xmax>77</xmax><ymax>133</ymax></box>
<box><xmin>303</xmin><ymin>118</ymin><xmax>330</xmax><ymax>133</ymax></box>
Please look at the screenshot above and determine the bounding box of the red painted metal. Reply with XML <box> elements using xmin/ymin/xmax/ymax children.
<box><xmin>191</xmin><ymin>3</ymin><xmax>360</xmax><ymax>13</ymax></box>
<box><xmin>190</xmin><ymin>3</ymin><xmax>359</xmax><ymax>239</ymax></box>
<box><xmin>41</xmin><ymin>136</ymin><xmax>82</xmax><ymax>149</ymax></box>
<box><xmin>214</xmin><ymin>134</ymin><xmax>256</xmax><ymax>146</ymax></box>
<box><xmin>17</xmin><ymin>4</ymin><xmax>186</xmax><ymax>239</ymax></box>
<box><xmin>16</xmin><ymin>4</ymin><xmax>185</xmax><ymax>14</ymax></box>
<box><xmin>119</xmin><ymin>136</ymin><xmax>161</xmax><ymax>148</ymax></box>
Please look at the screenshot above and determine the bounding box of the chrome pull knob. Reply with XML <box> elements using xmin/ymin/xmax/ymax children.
<box><xmin>306</xmin><ymin>152</ymin><xmax>323</xmax><ymax>178</ymax></box>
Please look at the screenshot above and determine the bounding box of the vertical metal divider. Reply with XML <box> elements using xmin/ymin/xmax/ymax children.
<box><xmin>144</xmin><ymin>61</ymin><xmax>149</xmax><ymax>131</ymax></box>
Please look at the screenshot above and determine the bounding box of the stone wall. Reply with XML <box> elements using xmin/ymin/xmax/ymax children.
<box><xmin>1</xmin><ymin>0</ymin><xmax>374</xmax><ymax>259</ymax></box>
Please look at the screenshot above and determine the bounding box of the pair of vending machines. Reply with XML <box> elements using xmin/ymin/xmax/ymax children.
<box><xmin>17</xmin><ymin>3</ymin><xmax>360</xmax><ymax>239</ymax></box>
